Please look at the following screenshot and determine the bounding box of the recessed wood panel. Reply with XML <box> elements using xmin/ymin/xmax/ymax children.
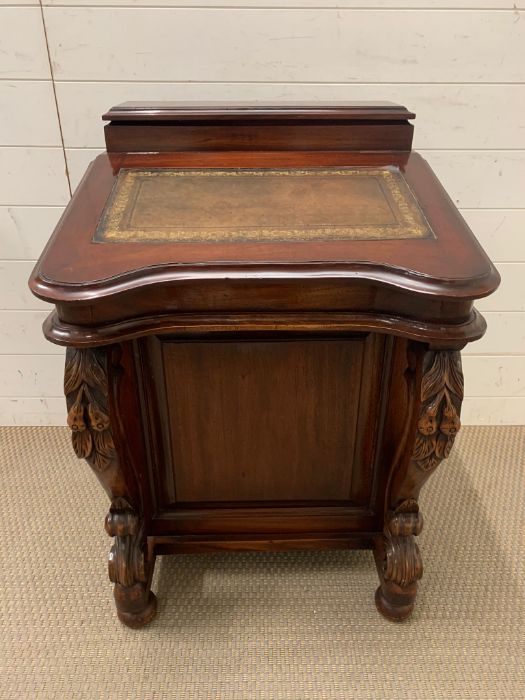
<box><xmin>161</xmin><ymin>337</ymin><xmax>375</xmax><ymax>504</ymax></box>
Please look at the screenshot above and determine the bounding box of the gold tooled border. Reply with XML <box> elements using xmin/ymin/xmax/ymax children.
<box><xmin>95</xmin><ymin>167</ymin><xmax>434</xmax><ymax>243</ymax></box>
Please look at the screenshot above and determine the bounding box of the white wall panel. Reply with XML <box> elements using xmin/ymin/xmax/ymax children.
<box><xmin>461</xmin><ymin>210</ymin><xmax>525</xmax><ymax>263</ymax></box>
<box><xmin>0</xmin><ymin>262</ymin><xmax>51</xmax><ymax>311</ymax></box>
<box><xmin>0</xmin><ymin>311</ymin><xmax>61</xmax><ymax>355</ymax></box>
<box><xmin>0</xmin><ymin>207</ymin><xmax>64</xmax><ymax>260</ymax></box>
<box><xmin>420</xmin><ymin>151</ymin><xmax>525</xmax><ymax>209</ymax></box>
<box><xmin>41</xmin><ymin>1</ymin><xmax>525</xmax><ymax>7</ymax></box>
<box><xmin>463</xmin><ymin>357</ymin><xmax>525</xmax><ymax>398</ymax></box>
<box><xmin>1</xmin><ymin>4</ymin><xmax>524</xmax><ymax>425</ymax></box>
<box><xmin>0</xmin><ymin>354</ymin><xmax>64</xmax><ymax>397</ymax></box>
<box><xmin>0</xmin><ymin>8</ymin><xmax>51</xmax><ymax>79</ymax></box>
<box><xmin>44</xmin><ymin>9</ymin><xmax>525</xmax><ymax>83</ymax></box>
<box><xmin>0</xmin><ymin>82</ymin><xmax>61</xmax><ymax>147</ymax></box>
<box><xmin>461</xmin><ymin>398</ymin><xmax>525</xmax><ymax>425</ymax></box>
<box><xmin>463</xmin><ymin>313</ymin><xmax>525</xmax><ymax>355</ymax></box>
<box><xmin>64</xmin><ymin>149</ymin><xmax>100</xmax><ymax>191</ymax></box>
<box><xmin>0</xmin><ymin>397</ymin><xmax>66</xmax><ymax>426</ymax></box>
<box><xmin>0</xmin><ymin>148</ymin><xmax>70</xmax><ymax>206</ymax></box>
<box><xmin>55</xmin><ymin>82</ymin><xmax>525</xmax><ymax>150</ymax></box>
<box><xmin>476</xmin><ymin>264</ymin><xmax>525</xmax><ymax>312</ymax></box>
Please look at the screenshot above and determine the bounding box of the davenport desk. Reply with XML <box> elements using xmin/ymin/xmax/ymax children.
<box><xmin>30</xmin><ymin>102</ymin><xmax>499</xmax><ymax>627</ymax></box>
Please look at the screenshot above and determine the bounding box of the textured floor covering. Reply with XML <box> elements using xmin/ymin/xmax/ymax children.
<box><xmin>0</xmin><ymin>426</ymin><xmax>524</xmax><ymax>700</ymax></box>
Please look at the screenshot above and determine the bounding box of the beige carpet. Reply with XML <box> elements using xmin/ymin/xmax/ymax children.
<box><xmin>0</xmin><ymin>426</ymin><xmax>524</xmax><ymax>699</ymax></box>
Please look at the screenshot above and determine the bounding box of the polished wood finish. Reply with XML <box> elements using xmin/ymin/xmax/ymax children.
<box><xmin>160</xmin><ymin>335</ymin><xmax>380</xmax><ymax>504</ymax></box>
<box><xmin>103</xmin><ymin>101</ymin><xmax>415</xmax><ymax>153</ymax></box>
<box><xmin>102</xmin><ymin>101</ymin><xmax>416</xmax><ymax>122</ymax></box>
<box><xmin>375</xmin><ymin>348</ymin><xmax>464</xmax><ymax>620</ymax></box>
<box><xmin>30</xmin><ymin>151</ymin><xmax>496</xmax><ymax>293</ymax></box>
<box><xmin>63</xmin><ymin>344</ymin><xmax>157</xmax><ymax>626</ymax></box>
<box><xmin>30</xmin><ymin>102</ymin><xmax>499</xmax><ymax>627</ymax></box>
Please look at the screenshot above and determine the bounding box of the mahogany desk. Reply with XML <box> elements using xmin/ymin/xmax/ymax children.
<box><xmin>30</xmin><ymin>102</ymin><xmax>499</xmax><ymax>627</ymax></box>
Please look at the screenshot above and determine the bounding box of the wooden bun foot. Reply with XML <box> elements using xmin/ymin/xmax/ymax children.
<box><xmin>117</xmin><ymin>591</ymin><xmax>157</xmax><ymax>628</ymax></box>
<box><xmin>375</xmin><ymin>585</ymin><xmax>415</xmax><ymax>622</ymax></box>
<box><xmin>114</xmin><ymin>583</ymin><xmax>158</xmax><ymax>628</ymax></box>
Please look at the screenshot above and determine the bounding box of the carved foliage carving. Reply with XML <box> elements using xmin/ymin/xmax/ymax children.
<box><xmin>413</xmin><ymin>350</ymin><xmax>464</xmax><ymax>472</ymax></box>
<box><xmin>381</xmin><ymin>351</ymin><xmax>464</xmax><ymax>592</ymax></box>
<box><xmin>64</xmin><ymin>348</ymin><xmax>117</xmax><ymax>471</ymax></box>
<box><xmin>105</xmin><ymin>498</ymin><xmax>146</xmax><ymax>588</ymax></box>
<box><xmin>383</xmin><ymin>499</ymin><xmax>424</xmax><ymax>588</ymax></box>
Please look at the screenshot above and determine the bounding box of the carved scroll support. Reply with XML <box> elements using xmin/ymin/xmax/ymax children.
<box><xmin>375</xmin><ymin>348</ymin><xmax>463</xmax><ymax>621</ymax></box>
<box><xmin>374</xmin><ymin>498</ymin><xmax>424</xmax><ymax>620</ymax></box>
<box><xmin>105</xmin><ymin>498</ymin><xmax>157</xmax><ymax>628</ymax></box>
<box><xmin>64</xmin><ymin>347</ymin><xmax>156</xmax><ymax>627</ymax></box>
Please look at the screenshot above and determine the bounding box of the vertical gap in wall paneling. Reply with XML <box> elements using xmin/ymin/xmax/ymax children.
<box><xmin>38</xmin><ymin>1</ymin><xmax>72</xmax><ymax>198</ymax></box>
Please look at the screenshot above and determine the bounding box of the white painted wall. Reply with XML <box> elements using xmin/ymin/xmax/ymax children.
<box><xmin>1</xmin><ymin>1</ymin><xmax>524</xmax><ymax>425</ymax></box>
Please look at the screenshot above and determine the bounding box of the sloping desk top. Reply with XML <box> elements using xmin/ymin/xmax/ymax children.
<box><xmin>30</xmin><ymin>102</ymin><xmax>499</xmax><ymax>346</ymax></box>
<box><xmin>96</xmin><ymin>166</ymin><xmax>432</xmax><ymax>244</ymax></box>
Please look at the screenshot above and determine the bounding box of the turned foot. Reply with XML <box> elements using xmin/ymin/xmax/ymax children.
<box><xmin>374</xmin><ymin>582</ymin><xmax>416</xmax><ymax>621</ymax></box>
<box><xmin>374</xmin><ymin>546</ymin><xmax>419</xmax><ymax>621</ymax></box>
<box><xmin>114</xmin><ymin>583</ymin><xmax>157</xmax><ymax>628</ymax></box>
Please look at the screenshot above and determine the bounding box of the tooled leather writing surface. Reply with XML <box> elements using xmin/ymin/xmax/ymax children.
<box><xmin>95</xmin><ymin>167</ymin><xmax>433</xmax><ymax>244</ymax></box>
